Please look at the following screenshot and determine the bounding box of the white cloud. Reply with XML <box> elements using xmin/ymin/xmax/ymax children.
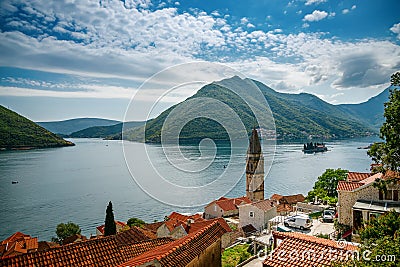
<box><xmin>351</xmin><ymin>5</ymin><xmax>356</xmax><ymax>10</ymax></box>
<box><xmin>240</xmin><ymin>17</ymin><xmax>249</xmax><ymax>24</ymax></box>
<box><xmin>342</xmin><ymin>9</ymin><xmax>350</xmax><ymax>15</ymax></box>
<box><xmin>303</xmin><ymin>10</ymin><xmax>328</xmax><ymax>22</ymax></box>
<box><xmin>0</xmin><ymin>0</ymin><xmax>399</xmax><ymax>105</ymax></box>
<box><xmin>390</xmin><ymin>23</ymin><xmax>400</xmax><ymax>39</ymax></box>
<box><xmin>305</xmin><ymin>0</ymin><xmax>327</xmax><ymax>6</ymax></box>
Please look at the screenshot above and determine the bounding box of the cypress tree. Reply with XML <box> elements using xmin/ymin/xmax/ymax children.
<box><xmin>104</xmin><ymin>201</ymin><xmax>116</xmax><ymax>236</ymax></box>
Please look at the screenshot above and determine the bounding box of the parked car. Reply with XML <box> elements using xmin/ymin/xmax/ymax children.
<box><xmin>284</xmin><ymin>215</ymin><xmax>312</xmax><ymax>230</ymax></box>
<box><xmin>322</xmin><ymin>209</ymin><xmax>335</xmax><ymax>222</ymax></box>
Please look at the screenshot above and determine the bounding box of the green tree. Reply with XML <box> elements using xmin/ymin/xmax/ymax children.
<box><xmin>340</xmin><ymin>210</ymin><xmax>400</xmax><ymax>267</ymax></box>
<box><xmin>52</xmin><ymin>222</ymin><xmax>81</xmax><ymax>244</ymax></box>
<box><xmin>368</xmin><ymin>71</ymin><xmax>400</xmax><ymax>174</ymax></box>
<box><xmin>127</xmin><ymin>217</ymin><xmax>146</xmax><ymax>228</ymax></box>
<box><xmin>104</xmin><ymin>201</ymin><xmax>116</xmax><ymax>236</ymax></box>
<box><xmin>307</xmin><ymin>168</ymin><xmax>348</xmax><ymax>204</ymax></box>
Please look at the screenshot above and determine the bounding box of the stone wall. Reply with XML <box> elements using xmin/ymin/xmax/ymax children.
<box><xmin>337</xmin><ymin>185</ymin><xmax>380</xmax><ymax>226</ymax></box>
<box><xmin>186</xmin><ymin>239</ymin><xmax>221</xmax><ymax>267</ymax></box>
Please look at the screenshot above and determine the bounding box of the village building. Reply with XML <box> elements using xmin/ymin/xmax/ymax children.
<box><xmin>270</xmin><ymin>193</ymin><xmax>305</xmax><ymax>215</ymax></box>
<box><xmin>0</xmin><ymin>221</ymin><xmax>229</xmax><ymax>267</ymax></box>
<box><xmin>204</xmin><ymin>196</ymin><xmax>251</xmax><ymax>219</ymax></box>
<box><xmin>337</xmin><ymin>170</ymin><xmax>400</xmax><ymax>230</ymax></box>
<box><xmin>246</xmin><ymin>128</ymin><xmax>265</xmax><ymax>202</ymax></box>
<box><xmin>96</xmin><ymin>220</ymin><xmax>127</xmax><ymax>236</ymax></box>
<box><xmin>239</xmin><ymin>199</ymin><xmax>277</xmax><ymax>232</ymax></box>
<box><xmin>263</xmin><ymin>231</ymin><xmax>358</xmax><ymax>267</ymax></box>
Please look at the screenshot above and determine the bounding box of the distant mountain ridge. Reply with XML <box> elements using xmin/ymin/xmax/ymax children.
<box><xmin>37</xmin><ymin>118</ymin><xmax>120</xmax><ymax>135</ymax></box>
<box><xmin>122</xmin><ymin>76</ymin><xmax>383</xmax><ymax>143</ymax></box>
<box><xmin>68</xmin><ymin>121</ymin><xmax>145</xmax><ymax>138</ymax></box>
<box><xmin>338</xmin><ymin>87</ymin><xmax>390</xmax><ymax>130</ymax></box>
<box><xmin>0</xmin><ymin>105</ymin><xmax>74</xmax><ymax>150</ymax></box>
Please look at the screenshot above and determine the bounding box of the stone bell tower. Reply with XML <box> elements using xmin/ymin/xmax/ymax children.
<box><xmin>246</xmin><ymin>128</ymin><xmax>264</xmax><ymax>202</ymax></box>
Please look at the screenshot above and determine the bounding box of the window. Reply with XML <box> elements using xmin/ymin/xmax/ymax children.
<box><xmin>214</xmin><ymin>205</ymin><xmax>217</xmax><ymax>212</ymax></box>
<box><xmin>383</xmin><ymin>189</ymin><xmax>399</xmax><ymax>201</ymax></box>
<box><xmin>249</xmin><ymin>211</ymin><xmax>254</xmax><ymax>218</ymax></box>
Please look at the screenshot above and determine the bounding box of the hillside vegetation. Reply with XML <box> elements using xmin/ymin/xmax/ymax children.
<box><xmin>0</xmin><ymin>105</ymin><xmax>74</xmax><ymax>150</ymax></box>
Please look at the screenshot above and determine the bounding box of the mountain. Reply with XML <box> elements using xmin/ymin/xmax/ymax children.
<box><xmin>37</xmin><ymin>118</ymin><xmax>120</xmax><ymax>135</ymax></box>
<box><xmin>123</xmin><ymin>76</ymin><xmax>376</xmax><ymax>143</ymax></box>
<box><xmin>0</xmin><ymin>105</ymin><xmax>74</xmax><ymax>150</ymax></box>
<box><xmin>338</xmin><ymin>87</ymin><xmax>390</xmax><ymax>130</ymax></box>
<box><xmin>68</xmin><ymin>121</ymin><xmax>145</xmax><ymax>138</ymax></box>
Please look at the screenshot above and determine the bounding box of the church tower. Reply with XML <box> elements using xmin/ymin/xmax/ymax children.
<box><xmin>246</xmin><ymin>128</ymin><xmax>264</xmax><ymax>202</ymax></box>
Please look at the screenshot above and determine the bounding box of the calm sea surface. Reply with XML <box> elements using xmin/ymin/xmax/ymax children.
<box><xmin>0</xmin><ymin>137</ymin><xmax>378</xmax><ymax>240</ymax></box>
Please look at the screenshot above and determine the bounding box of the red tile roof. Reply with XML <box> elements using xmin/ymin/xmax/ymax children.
<box><xmin>209</xmin><ymin>196</ymin><xmax>252</xmax><ymax>212</ymax></box>
<box><xmin>117</xmin><ymin>220</ymin><xmax>228</xmax><ymax>267</ymax></box>
<box><xmin>337</xmin><ymin>173</ymin><xmax>383</xmax><ymax>192</ymax></box>
<box><xmin>263</xmin><ymin>231</ymin><xmax>358</xmax><ymax>267</ymax></box>
<box><xmin>186</xmin><ymin>218</ymin><xmax>232</xmax><ymax>234</ymax></box>
<box><xmin>382</xmin><ymin>170</ymin><xmax>400</xmax><ymax>180</ymax></box>
<box><xmin>347</xmin><ymin>172</ymin><xmax>371</xmax><ymax>182</ymax></box>
<box><xmin>337</xmin><ymin>181</ymin><xmax>363</xmax><ymax>191</ymax></box>
<box><xmin>270</xmin><ymin>194</ymin><xmax>283</xmax><ymax>201</ymax></box>
<box><xmin>0</xmin><ymin>232</ymin><xmax>38</xmax><ymax>259</ymax></box>
<box><xmin>142</xmin><ymin>221</ymin><xmax>164</xmax><ymax>233</ymax></box>
<box><xmin>0</xmin><ymin>229</ymin><xmax>172</xmax><ymax>267</ymax></box>
<box><xmin>167</xmin><ymin>212</ymin><xmax>204</xmax><ymax>223</ymax></box>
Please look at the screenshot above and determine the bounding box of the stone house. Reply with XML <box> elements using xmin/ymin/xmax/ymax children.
<box><xmin>204</xmin><ymin>196</ymin><xmax>251</xmax><ymax>219</ymax></box>
<box><xmin>337</xmin><ymin>171</ymin><xmax>400</xmax><ymax>229</ymax></box>
<box><xmin>270</xmin><ymin>193</ymin><xmax>305</xmax><ymax>215</ymax></box>
<box><xmin>239</xmin><ymin>199</ymin><xmax>277</xmax><ymax>232</ymax></box>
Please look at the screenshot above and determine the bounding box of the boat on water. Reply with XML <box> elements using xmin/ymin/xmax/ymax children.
<box><xmin>302</xmin><ymin>142</ymin><xmax>328</xmax><ymax>153</ymax></box>
<box><xmin>11</xmin><ymin>181</ymin><xmax>19</xmax><ymax>184</ymax></box>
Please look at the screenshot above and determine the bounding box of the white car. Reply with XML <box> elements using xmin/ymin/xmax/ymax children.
<box><xmin>323</xmin><ymin>210</ymin><xmax>335</xmax><ymax>222</ymax></box>
<box><xmin>284</xmin><ymin>215</ymin><xmax>312</xmax><ymax>230</ymax></box>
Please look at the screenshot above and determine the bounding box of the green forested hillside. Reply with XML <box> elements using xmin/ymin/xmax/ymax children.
<box><xmin>123</xmin><ymin>76</ymin><xmax>375</xmax><ymax>143</ymax></box>
<box><xmin>68</xmin><ymin>121</ymin><xmax>145</xmax><ymax>138</ymax></box>
<box><xmin>0</xmin><ymin>105</ymin><xmax>74</xmax><ymax>149</ymax></box>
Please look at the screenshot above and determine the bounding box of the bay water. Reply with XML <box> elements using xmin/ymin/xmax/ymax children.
<box><xmin>0</xmin><ymin>137</ymin><xmax>377</xmax><ymax>240</ymax></box>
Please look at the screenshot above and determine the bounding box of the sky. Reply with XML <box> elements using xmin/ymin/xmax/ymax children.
<box><xmin>0</xmin><ymin>0</ymin><xmax>399</xmax><ymax>121</ymax></box>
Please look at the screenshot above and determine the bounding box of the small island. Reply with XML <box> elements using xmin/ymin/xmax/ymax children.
<box><xmin>302</xmin><ymin>142</ymin><xmax>327</xmax><ymax>153</ymax></box>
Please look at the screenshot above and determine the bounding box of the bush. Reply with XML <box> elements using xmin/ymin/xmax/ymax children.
<box><xmin>221</xmin><ymin>244</ymin><xmax>251</xmax><ymax>267</ymax></box>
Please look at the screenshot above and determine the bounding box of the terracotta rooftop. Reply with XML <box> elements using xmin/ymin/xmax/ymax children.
<box><xmin>264</xmin><ymin>231</ymin><xmax>358</xmax><ymax>267</ymax></box>
<box><xmin>0</xmin><ymin>228</ymin><xmax>172</xmax><ymax>267</ymax></box>
<box><xmin>186</xmin><ymin>218</ymin><xmax>232</xmax><ymax>234</ymax></box>
<box><xmin>117</xmin><ymin>220</ymin><xmax>228</xmax><ymax>267</ymax></box>
<box><xmin>167</xmin><ymin>212</ymin><xmax>204</xmax><ymax>223</ymax></box>
<box><xmin>0</xmin><ymin>232</ymin><xmax>38</xmax><ymax>259</ymax></box>
<box><xmin>337</xmin><ymin>173</ymin><xmax>383</xmax><ymax>192</ymax></box>
<box><xmin>208</xmin><ymin>196</ymin><xmax>252</xmax><ymax>212</ymax></box>
<box><xmin>347</xmin><ymin>172</ymin><xmax>371</xmax><ymax>182</ymax></box>
<box><xmin>141</xmin><ymin>221</ymin><xmax>164</xmax><ymax>233</ymax></box>
<box><xmin>337</xmin><ymin>181</ymin><xmax>364</xmax><ymax>191</ymax></box>
<box><xmin>382</xmin><ymin>170</ymin><xmax>400</xmax><ymax>180</ymax></box>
